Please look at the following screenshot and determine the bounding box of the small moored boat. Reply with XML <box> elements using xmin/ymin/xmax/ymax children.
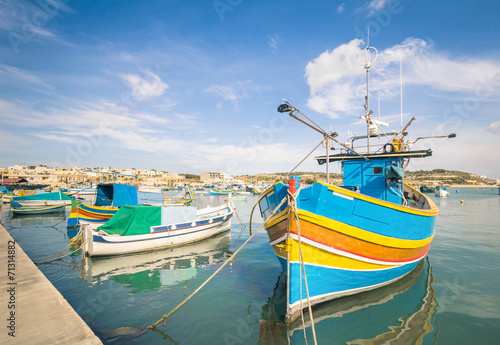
<box><xmin>210</xmin><ymin>188</ymin><xmax>234</xmax><ymax>195</ymax></box>
<box><xmin>10</xmin><ymin>189</ymin><xmax>73</xmax><ymax>207</ymax></box>
<box><xmin>12</xmin><ymin>204</ymin><xmax>66</xmax><ymax>215</ymax></box>
<box><xmin>82</xmin><ymin>199</ymin><xmax>235</xmax><ymax>256</ymax></box>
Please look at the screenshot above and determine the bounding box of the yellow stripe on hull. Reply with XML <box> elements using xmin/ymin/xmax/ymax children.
<box><xmin>297</xmin><ymin>209</ymin><xmax>433</xmax><ymax>249</ymax></box>
<box><xmin>272</xmin><ymin>240</ymin><xmax>397</xmax><ymax>270</ymax></box>
<box><xmin>265</xmin><ymin>208</ymin><xmax>433</xmax><ymax>250</ymax></box>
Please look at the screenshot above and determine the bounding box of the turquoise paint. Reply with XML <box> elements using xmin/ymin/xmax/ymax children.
<box><xmin>343</xmin><ymin>157</ymin><xmax>404</xmax><ymax>204</ymax></box>
<box><xmin>278</xmin><ymin>256</ymin><xmax>420</xmax><ymax>307</ymax></box>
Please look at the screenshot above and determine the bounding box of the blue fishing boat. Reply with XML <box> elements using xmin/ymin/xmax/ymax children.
<box><xmin>10</xmin><ymin>189</ymin><xmax>73</xmax><ymax>207</ymax></box>
<box><xmin>67</xmin><ymin>183</ymin><xmax>138</xmax><ymax>229</ymax></box>
<box><xmin>12</xmin><ymin>204</ymin><xmax>66</xmax><ymax>215</ymax></box>
<box><xmin>257</xmin><ymin>42</ymin><xmax>455</xmax><ymax>323</ymax></box>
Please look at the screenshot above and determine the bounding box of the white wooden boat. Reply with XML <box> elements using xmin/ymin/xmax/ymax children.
<box><xmin>82</xmin><ymin>199</ymin><xmax>235</xmax><ymax>256</ymax></box>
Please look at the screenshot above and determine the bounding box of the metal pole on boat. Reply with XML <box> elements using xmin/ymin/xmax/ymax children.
<box><xmin>366</xmin><ymin>47</ymin><xmax>370</xmax><ymax>154</ymax></box>
<box><xmin>277</xmin><ymin>101</ymin><xmax>368</xmax><ymax>160</ymax></box>
<box><xmin>325</xmin><ymin>135</ymin><xmax>330</xmax><ymax>184</ymax></box>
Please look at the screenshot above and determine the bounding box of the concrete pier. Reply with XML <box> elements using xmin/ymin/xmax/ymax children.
<box><xmin>0</xmin><ymin>222</ymin><xmax>102</xmax><ymax>344</ymax></box>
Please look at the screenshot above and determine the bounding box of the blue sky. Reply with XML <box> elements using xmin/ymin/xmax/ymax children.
<box><xmin>1</xmin><ymin>0</ymin><xmax>499</xmax><ymax>177</ymax></box>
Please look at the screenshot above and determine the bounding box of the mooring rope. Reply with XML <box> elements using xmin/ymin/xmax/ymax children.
<box><xmin>140</xmin><ymin>192</ymin><xmax>290</xmax><ymax>335</ymax></box>
<box><xmin>288</xmin><ymin>189</ymin><xmax>318</xmax><ymax>345</ymax></box>
<box><xmin>232</xmin><ymin>209</ymin><xmax>248</xmax><ymax>248</ymax></box>
<box><xmin>32</xmin><ymin>227</ymin><xmax>85</xmax><ymax>264</ymax></box>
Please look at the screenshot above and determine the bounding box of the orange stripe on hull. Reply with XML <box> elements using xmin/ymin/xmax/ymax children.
<box><xmin>78</xmin><ymin>209</ymin><xmax>113</xmax><ymax>220</ymax></box>
<box><xmin>267</xmin><ymin>217</ymin><xmax>430</xmax><ymax>263</ymax></box>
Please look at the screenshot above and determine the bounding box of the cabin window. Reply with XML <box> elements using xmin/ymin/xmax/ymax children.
<box><xmin>259</xmin><ymin>196</ymin><xmax>270</xmax><ymax>218</ymax></box>
<box><xmin>373</xmin><ymin>167</ymin><xmax>383</xmax><ymax>174</ymax></box>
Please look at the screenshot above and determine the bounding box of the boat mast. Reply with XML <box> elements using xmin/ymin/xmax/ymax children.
<box><xmin>359</xmin><ymin>30</ymin><xmax>378</xmax><ymax>154</ymax></box>
<box><xmin>325</xmin><ymin>136</ymin><xmax>330</xmax><ymax>184</ymax></box>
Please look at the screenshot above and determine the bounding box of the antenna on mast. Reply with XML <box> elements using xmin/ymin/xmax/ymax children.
<box><xmin>400</xmin><ymin>50</ymin><xmax>403</xmax><ymax>135</ymax></box>
<box><xmin>358</xmin><ymin>30</ymin><xmax>378</xmax><ymax>153</ymax></box>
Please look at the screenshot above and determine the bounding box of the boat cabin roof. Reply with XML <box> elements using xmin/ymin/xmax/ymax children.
<box><xmin>315</xmin><ymin>149</ymin><xmax>432</xmax><ymax>165</ymax></box>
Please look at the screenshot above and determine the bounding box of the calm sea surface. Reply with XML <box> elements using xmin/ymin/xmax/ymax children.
<box><xmin>2</xmin><ymin>187</ymin><xmax>499</xmax><ymax>344</ymax></box>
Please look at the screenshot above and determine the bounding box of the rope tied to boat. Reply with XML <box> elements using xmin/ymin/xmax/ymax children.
<box><xmin>140</xmin><ymin>192</ymin><xmax>291</xmax><ymax>335</ymax></box>
<box><xmin>32</xmin><ymin>227</ymin><xmax>87</xmax><ymax>264</ymax></box>
<box><xmin>288</xmin><ymin>186</ymin><xmax>318</xmax><ymax>345</ymax></box>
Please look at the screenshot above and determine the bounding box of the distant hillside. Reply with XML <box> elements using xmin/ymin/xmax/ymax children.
<box><xmin>405</xmin><ymin>169</ymin><xmax>487</xmax><ymax>186</ymax></box>
<box><xmin>240</xmin><ymin>169</ymin><xmax>491</xmax><ymax>186</ymax></box>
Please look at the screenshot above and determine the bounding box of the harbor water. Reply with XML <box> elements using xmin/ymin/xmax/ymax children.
<box><xmin>1</xmin><ymin>187</ymin><xmax>499</xmax><ymax>344</ymax></box>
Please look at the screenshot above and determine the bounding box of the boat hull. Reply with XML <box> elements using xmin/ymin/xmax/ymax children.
<box><xmin>260</xmin><ymin>182</ymin><xmax>438</xmax><ymax>322</ymax></box>
<box><xmin>15</xmin><ymin>199</ymin><xmax>73</xmax><ymax>207</ymax></box>
<box><xmin>209</xmin><ymin>188</ymin><xmax>233</xmax><ymax>195</ymax></box>
<box><xmin>12</xmin><ymin>205</ymin><xmax>66</xmax><ymax>215</ymax></box>
<box><xmin>67</xmin><ymin>203</ymin><xmax>119</xmax><ymax>229</ymax></box>
<box><xmin>83</xmin><ymin>217</ymin><xmax>232</xmax><ymax>256</ymax></box>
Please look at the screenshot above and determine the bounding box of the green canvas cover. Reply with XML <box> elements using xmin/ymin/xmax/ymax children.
<box><xmin>385</xmin><ymin>165</ymin><xmax>405</xmax><ymax>181</ymax></box>
<box><xmin>13</xmin><ymin>190</ymin><xmax>71</xmax><ymax>201</ymax></box>
<box><xmin>97</xmin><ymin>204</ymin><xmax>161</xmax><ymax>236</ymax></box>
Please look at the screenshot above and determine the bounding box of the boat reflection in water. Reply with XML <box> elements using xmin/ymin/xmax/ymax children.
<box><xmin>259</xmin><ymin>258</ymin><xmax>437</xmax><ymax>345</ymax></box>
<box><xmin>80</xmin><ymin>232</ymin><xmax>232</xmax><ymax>291</ymax></box>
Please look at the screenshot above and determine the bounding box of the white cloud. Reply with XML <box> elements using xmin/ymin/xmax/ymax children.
<box><xmin>268</xmin><ymin>35</ymin><xmax>278</xmax><ymax>54</ymax></box>
<box><xmin>305</xmin><ymin>38</ymin><xmax>500</xmax><ymax>118</ymax></box>
<box><xmin>0</xmin><ymin>0</ymin><xmax>73</xmax><ymax>48</ymax></box>
<box><xmin>122</xmin><ymin>70</ymin><xmax>168</xmax><ymax>101</ymax></box>
<box><xmin>204</xmin><ymin>80</ymin><xmax>253</xmax><ymax>109</ymax></box>
<box><xmin>488</xmin><ymin>121</ymin><xmax>500</xmax><ymax>132</ymax></box>
<box><xmin>0</xmin><ymin>64</ymin><xmax>53</xmax><ymax>90</ymax></box>
<box><xmin>337</xmin><ymin>3</ymin><xmax>346</xmax><ymax>14</ymax></box>
<box><xmin>305</xmin><ymin>39</ymin><xmax>366</xmax><ymax>117</ymax></box>
<box><xmin>31</xmin><ymin>132</ymin><xmax>78</xmax><ymax>144</ymax></box>
<box><xmin>357</xmin><ymin>0</ymin><xmax>392</xmax><ymax>16</ymax></box>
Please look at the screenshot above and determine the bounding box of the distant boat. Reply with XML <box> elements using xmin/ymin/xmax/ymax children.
<box><xmin>11</xmin><ymin>189</ymin><xmax>74</xmax><ymax>207</ymax></box>
<box><xmin>226</xmin><ymin>195</ymin><xmax>248</xmax><ymax>201</ymax></box>
<box><xmin>67</xmin><ymin>183</ymin><xmax>138</xmax><ymax>229</ymax></box>
<box><xmin>11</xmin><ymin>204</ymin><xmax>66</xmax><ymax>215</ymax></box>
<box><xmin>81</xmin><ymin>199</ymin><xmax>235</xmax><ymax>256</ymax></box>
<box><xmin>434</xmin><ymin>187</ymin><xmax>449</xmax><ymax>197</ymax></box>
<box><xmin>138</xmin><ymin>185</ymin><xmax>163</xmax><ymax>194</ymax></box>
<box><xmin>0</xmin><ymin>177</ymin><xmax>49</xmax><ymax>191</ymax></box>
<box><xmin>252</xmin><ymin>188</ymin><xmax>262</xmax><ymax>195</ymax></box>
<box><xmin>69</xmin><ymin>185</ymin><xmax>97</xmax><ymax>196</ymax></box>
<box><xmin>235</xmin><ymin>191</ymin><xmax>251</xmax><ymax>195</ymax></box>
<box><xmin>210</xmin><ymin>188</ymin><xmax>234</xmax><ymax>195</ymax></box>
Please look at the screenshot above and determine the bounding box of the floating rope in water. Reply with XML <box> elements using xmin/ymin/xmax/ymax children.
<box><xmin>140</xmin><ymin>192</ymin><xmax>290</xmax><ymax>335</ymax></box>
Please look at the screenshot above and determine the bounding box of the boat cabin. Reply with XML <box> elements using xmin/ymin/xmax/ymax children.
<box><xmin>316</xmin><ymin>149</ymin><xmax>433</xmax><ymax>206</ymax></box>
